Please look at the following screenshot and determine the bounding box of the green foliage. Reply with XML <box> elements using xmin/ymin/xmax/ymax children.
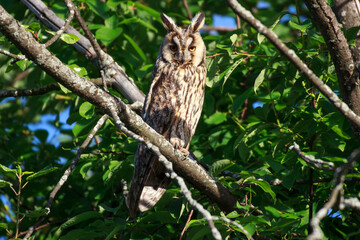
<box><xmin>1</xmin><ymin>0</ymin><xmax>360</xmax><ymax>239</ymax></box>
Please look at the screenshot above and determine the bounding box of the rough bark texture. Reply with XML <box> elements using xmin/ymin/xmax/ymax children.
<box><xmin>0</xmin><ymin>5</ymin><xmax>237</xmax><ymax>214</ymax></box>
<box><xmin>305</xmin><ymin>0</ymin><xmax>360</xmax><ymax>140</ymax></box>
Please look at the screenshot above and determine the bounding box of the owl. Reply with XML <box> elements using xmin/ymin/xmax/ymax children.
<box><xmin>126</xmin><ymin>13</ymin><xmax>206</xmax><ymax>218</ymax></box>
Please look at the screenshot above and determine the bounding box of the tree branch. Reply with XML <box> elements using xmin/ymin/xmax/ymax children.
<box><xmin>226</xmin><ymin>0</ymin><xmax>360</xmax><ymax>130</ymax></box>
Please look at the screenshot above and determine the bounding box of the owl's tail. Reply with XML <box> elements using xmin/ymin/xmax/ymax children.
<box><xmin>126</xmin><ymin>152</ymin><xmax>171</xmax><ymax>218</ymax></box>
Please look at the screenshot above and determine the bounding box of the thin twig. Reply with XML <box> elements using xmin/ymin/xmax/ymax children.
<box><xmin>23</xmin><ymin>114</ymin><xmax>109</xmax><ymax>239</ymax></box>
<box><xmin>72</xmin><ymin>0</ymin><xmax>104</xmax><ymax>63</ymax></box>
<box><xmin>179</xmin><ymin>209</ymin><xmax>194</xmax><ymax>240</ymax></box>
<box><xmin>182</xmin><ymin>0</ymin><xmax>192</xmax><ymax>19</ymax></box>
<box><xmin>289</xmin><ymin>142</ymin><xmax>334</xmax><ymax>171</ymax></box>
<box><xmin>0</xmin><ymin>49</ymin><xmax>25</xmax><ymax>60</ymax></box>
<box><xmin>0</xmin><ymin>84</ymin><xmax>60</xmax><ymax>98</ymax></box>
<box><xmin>308</xmin><ymin>148</ymin><xmax>360</xmax><ymax>240</ymax></box>
<box><xmin>100</xmin><ymin>69</ymin><xmax>108</xmax><ymax>92</ymax></box>
<box><xmin>0</xmin><ymin>77</ymin><xmax>112</xmax><ymax>98</ymax></box>
<box><xmin>44</xmin><ymin>0</ymin><xmax>75</xmax><ymax>47</ymax></box>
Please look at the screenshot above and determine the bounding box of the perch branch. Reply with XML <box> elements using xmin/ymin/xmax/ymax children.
<box><xmin>226</xmin><ymin>0</ymin><xmax>360</xmax><ymax>129</ymax></box>
<box><xmin>23</xmin><ymin>114</ymin><xmax>109</xmax><ymax>239</ymax></box>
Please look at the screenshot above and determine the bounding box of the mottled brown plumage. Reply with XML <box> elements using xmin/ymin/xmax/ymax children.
<box><xmin>127</xmin><ymin>13</ymin><xmax>206</xmax><ymax>217</ymax></box>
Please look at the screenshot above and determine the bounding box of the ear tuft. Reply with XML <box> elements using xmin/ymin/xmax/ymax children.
<box><xmin>161</xmin><ymin>13</ymin><xmax>177</xmax><ymax>32</ymax></box>
<box><xmin>190</xmin><ymin>12</ymin><xmax>205</xmax><ymax>32</ymax></box>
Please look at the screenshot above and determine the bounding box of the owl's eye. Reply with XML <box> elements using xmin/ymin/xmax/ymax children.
<box><xmin>170</xmin><ymin>45</ymin><xmax>177</xmax><ymax>51</ymax></box>
<box><xmin>189</xmin><ymin>46</ymin><xmax>196</xmax><ymax>52</ymax></box>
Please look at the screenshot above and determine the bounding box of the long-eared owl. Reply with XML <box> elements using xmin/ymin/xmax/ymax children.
<box><xmin>127</xmin><ymin>13</ymin><xmax>206</xmax><ymax>217</ymax></box>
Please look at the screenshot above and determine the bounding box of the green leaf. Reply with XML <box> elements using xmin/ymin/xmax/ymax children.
<box><xmin>0</xmin><ymin>223</ymin><xmax>8</xmax><ymax>229</ymax></box>
<box><xmin>245</xmin><ymin>179</ymin><xmax>276</xmax><ymax>202</ymax></box>
<box><xmin>95</xmin><ymin>27</ymin><xmax>122</xmax><ymax>46</ymax></box>
<box><xmin>80</xmin><ymin>162</ymin><xmax>92</xmax><ymax>179</ymax></box>
<box><xmin>72</xmin><ymin>118</ymin><xmax>97</xmax><ymax>137</ymax></box>
<box><xmin>288</xmin><ymin>20</ymin><xmax>312</xmax><ymax>33</ymax></box>
<box><xmin>15</xmin><ymin>59</ymin><xmax>31</xmax><ymax>71</ymax></box>
<box><xmin>54</xmin><ymin>211</ymin><xmax>102</xmax><ymax>237</ymax></box>
<box><xmin>0</xmin><ymin>179</ymin><xmax>12</xmax><ymax>188</ymax></box>
<box><xmin>206</xmin><ymin>57</ymin><xmax>220</xmax><ymax>88</ymax></box>
<box><xmin>26</xmin><ymin>208</ymin><xmax>49</xmax><ymax>219</ymax></box>
<box><xmin>204</xmin><ymin>112</ymin><xmax>227</xmax><ymax>125</ymax></box>
<box><xmin>61</xmin><ymin>229</ymin><xmax>104</xmax><ymax>240</ymax></box>
<box><xmin>60</xmin><ymin>33</ymin><xmax>79</xmax><ymax>44</ymax></box>
<box><xmin>105</xmin><ymin>225</ymin><xmax>125</xmax><ymax>240</ymax></box>
<box><xmin>85</xmin><ymin>0</ymin><xmax>109</xmax><ymax>19</ymax></box>
<box><xmin>68</xmin><ymin>64</ymin><xmax>88</xmax><ymax>77</ymax></box>
<box><xmin>79</xmin><ymin>102</ymin><xmax>94</xmax><ymax>119</ymax></box>
<box><xmin>254</xmin><ymin>68</ymin><xmax>267</xmax><ymax>93</ymax></box>
<box><xmin>0</xmin><ymin>164</ymin><xmax>17</xmax><ymax>174</ymax></box>
<box><xmin>26</xmin><ymin>166</ymin><xmax>58</xmax><ymax>181</ymax></box>
<box><xmin>58</xmin><ymin>83</ymin><xmax>71</xmax><ymax>94</ymax></box>
<box><xmin>258</xmin><ymin>12</ymin><xmax>286</xmax><ymax>44</ymax></box>
<box><xmin>132</xmin><ymin>2</ymin><xmax>161</xmax><ymax>21</ymax></box>
<box><xmin>123</xmin><ymin>33</ymin><xmax>146</xmax><ymax>61</ymax></box>
<box><xmin>210</xmin><ymin>159</ymin><xmax>234</xmax><ymax>176</ymax></box>
<box><xmin>230</xmin><ymin>34</ymin><xmax>238</xmax><ymax>45</ymax></box>
<box><xmin>221</xmin><ymin>58</ymin><xmax>244</xmax><ymax>90</ymax></box>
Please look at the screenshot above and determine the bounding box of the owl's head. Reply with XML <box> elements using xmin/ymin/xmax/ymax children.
<box><xmin>160</xmin><ymin>13</ymin><xmax>206</xmax><ymax>67</ymax></box>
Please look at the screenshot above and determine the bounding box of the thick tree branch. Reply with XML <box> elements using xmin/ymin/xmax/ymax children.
<box><xmin>226</xmin><ymin>0</ymin><xmax>360</xmax><ymax>130</ymax></box>
<box><xmin>0</xmin><ymin>4</ymin><xmax>237</xmax><ymax>218</ymax></box>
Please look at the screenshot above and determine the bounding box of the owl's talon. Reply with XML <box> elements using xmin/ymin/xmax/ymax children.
<box><xmin>178</xmin><ymin>147</ymin><xmax>190</xmax><ymax>158</ymax></box>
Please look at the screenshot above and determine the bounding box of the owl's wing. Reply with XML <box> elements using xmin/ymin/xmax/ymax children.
<box><xmin>126</xmin><ymin>142</ymin><xmax>171</xmax><ymax>218</ymax></box>
<box><xmin>127</xmin><ymin>70</ymin><xmax>173</xmax><ymax>218</ymax></box>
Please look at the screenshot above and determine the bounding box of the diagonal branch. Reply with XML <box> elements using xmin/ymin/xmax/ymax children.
<box><xmin>226</xmin><ymin>0</ymin><xmax>360</xmax><ymax>130</ymax></box>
